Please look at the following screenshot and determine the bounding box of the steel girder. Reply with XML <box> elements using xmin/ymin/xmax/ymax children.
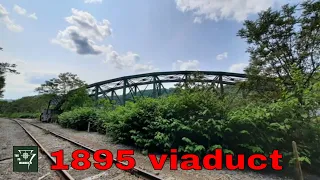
<box><xmin>86</xmin><ymin>71</ymin><xmax>247</xmax><ymax>105</ymax></box>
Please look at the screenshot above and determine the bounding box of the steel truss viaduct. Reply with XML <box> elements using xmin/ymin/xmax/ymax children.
<box><xmin>86</xmin><ymin>71</ymin><xmax>247</xmax><ymax>105</ymax></box>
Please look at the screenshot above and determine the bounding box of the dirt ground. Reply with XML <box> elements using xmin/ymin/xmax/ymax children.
<box><xmin>0</xmin><ymin>118</ymin><xmax>59</xmax><ymax>180</ymax></box>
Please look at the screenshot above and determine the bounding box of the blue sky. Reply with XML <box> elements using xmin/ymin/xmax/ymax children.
<box><xmin>0</xmin><ymin>0</ymin><xmax>300</xmax><ymax>99</ymax></box>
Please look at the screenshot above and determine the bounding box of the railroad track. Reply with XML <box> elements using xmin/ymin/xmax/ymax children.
<box><xmin>13</xmin><ymin>119</ymin><xmax>164</xmax><ymax>180</ymax></box>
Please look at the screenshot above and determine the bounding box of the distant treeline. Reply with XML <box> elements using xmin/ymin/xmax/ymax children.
<box><xmin>0</xmin><ymin>94</ymin><xmax>56</xmax><ymax>118</ymax></box>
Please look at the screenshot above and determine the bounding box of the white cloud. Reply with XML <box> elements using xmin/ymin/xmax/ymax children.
<box><xmin>13</xmin><ymin>5</ymin><xmax>27</xmax><ymax>15</ymax></box>
<box><xmin>193</xmin><ymin>17</ymin><xmax>202</xmax><ymax>24</ymax></box>
<box><xmin>52</xmin><ymin>8</ymin><xmax>113</xmax><ymax>55</ymax></box>
<box><xmin>28</xmin><ymin>13</ymin><xmax>38</xmax><ymax>20</ymax></box>
<box><xmin>105</xmin><ymin>50</ymin><xmax>158</xmax><ymax>72</ymax></box>
<box><xmin>13</xmin><ymin>4</ymin><xmax>37</xmax><ymax>20</ymax></box>
<box><xmin>106</xmin><ymin>50</ymin><xmax>139</xmax><ymax>68</ymax></box>
<box><xmin>0</xmin><ymin>4</ymin><xmax>23</xmax><ymax>32</ymax></box>
<box><xmin>175</xmin><ymin>0</ymin><xmax>289</xmax><ymax>23</ymax></box>
<box><xmin>134</xmin><ymin>64</ymin><xmax>159</xmax><ymax>73</ymax></box>
<box><xmin>229</xmin><ymin>63</ymin><xmax>248</xmax><ymax>73</ymax></box>
<box><xmin>84</xmin><ymin>0</ymin><xmax>103</xmax><ymax>4</ymax></box>
<box><xmin>216</xmin><ymin>52</ymin><xmax>228</xmax><ymax>61</ymax></box>
<box><xmin>52</xmin><ymin>8</ymin><xmax>156</xmax><ymax>71</ymax></box>
<box><xmin>172</xmin><ymin>60</ymin><xmax>200</xmax><ymax>71</ymax></box>
<box><xmin>64</xmin><ymin>8</ymin><xmax>112</xmax><ymax>41</ymax></box>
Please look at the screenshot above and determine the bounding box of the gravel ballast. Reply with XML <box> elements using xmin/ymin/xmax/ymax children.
<box><xmin>0</xmin><ymin>118</ymin><xmax>59</xmax><ymax>180</ymax></box>
<box><xmin>17</xmin><ymin>119</ymin><xmax>141</xmax><ymax>180</ymax></box>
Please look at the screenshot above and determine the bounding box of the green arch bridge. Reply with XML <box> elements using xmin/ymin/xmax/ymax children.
<box><xmin>86</xmin><ymin>71</ymin><xmax>247</xmax><ymax>104</ymax></box>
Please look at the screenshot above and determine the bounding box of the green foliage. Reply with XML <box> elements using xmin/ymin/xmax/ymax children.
<box><xmin>232</xmin><ymin>2</ymin><xmax>320</xmax><ymax>172</ymax></box>
<box><xmin>0</xmin><ymin>94</ymin><xmax>56</xmax><ymax>116</ymax></box>
<box><xmin>58</xmin><ymin>107</ymin><xmax>98</xmax><ymax>131</ymax></box>
<box><xmin>61</xmin><ymin>87</ymin><xmax>94</xmax><ymax>111</ymax></box>
<box><xmin>237</xmin><ymin>0</ymin><xmax>320</xmax><ymax>101</ymax></box>
<box><xmin>0</xmin><ymin>62</ymin><xmax>19</xmax><ymax>98</ymax></box>
<box><xmin>94</xmin><ymin>99</ymin><xmax>114</xmax><ymax>134</ymax></box>
<box><xmin>95</xmin><ymin>90</ymin><xmax>240</xmax><ymax>156</ymax></box>
<box><xmin>58</xmin><ymin>98</ymin><xmax>115</xmax><ymax>133</ymax></box>
<box><xmin>0</xmin><ymin>62</ymin><xmax>19</xmax><ymax>74</ymax></box>
<box><xmin>35</xmin><ymin>72</ymin><xmax>85</xmax><ymax>95</ymax></box>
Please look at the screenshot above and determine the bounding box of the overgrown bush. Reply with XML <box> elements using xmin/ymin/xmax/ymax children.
<box><xmin>57</xmin><ymin>84</ymin><xmax>320</xmax><ymax>174</ymax></box>
<box><xmin>58</xmin><ymin>107</ymin><xmax>98</xmax><ymax>131</ymax></box>
<box><xmin>99</xmin><ymin>88</ymin><xmax>319</xmax><ymax>172</ymax></box>
<box><xmin>225</xmin><ymin>98</ymin><xmax>320</xmax><ymax>170</ymax></box>
<box><xmin>58</xmin><ymin>98</ymin><xmax>115</xmax><ymax>133</ymax></box>
<box><xmin>102</xmin><ymin>90</ymin><xmax>231</xmax><ymax>155</ymax></box>
<box><xmin>94</xmin><ymin>99</ymin><xmax>115</xmax><ymax>134</ymax></box>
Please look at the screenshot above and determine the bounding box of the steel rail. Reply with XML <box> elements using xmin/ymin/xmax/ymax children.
<box><xmin>16</xmin><ymin>119</ymin><xmax>164</xmax><ymax>180</ymax></box>
<box><xmin>12</xmin><ymin>119</ymin><xmax>75</xmax><ymax>180</ymax></box>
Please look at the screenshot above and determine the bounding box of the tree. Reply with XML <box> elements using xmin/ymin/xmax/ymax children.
<box><xmin>35</xmin><ymin>72</ymin><xmax>86</xmax><ymax>95</ymax></box>
<box><xmin>0</xmin><ymin>62</ymin><xmax>19</xmax><ymax>74</ymax></box>
<box><xmin>237</xmin><ymin>0</ymin><xmax>320</xmax><ymax>101</ymax></box>
<box><xmin>60</xmin><ymin>87</ymin><xmax>94</xmax><ymax>111</ymax></box>
<box><xmin>0</xmin><ymin>94</ymin><xmax>56</xmax><ymax>114</ymax></box>
<box><xmin>0</xmin><ymin>47</ymin><xmax>20</xmax><ymax>98</ymax></box>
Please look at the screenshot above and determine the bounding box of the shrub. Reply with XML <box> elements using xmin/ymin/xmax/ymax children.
<box><xmin>102</xmin><ymin>90</ymin><xmax>231</xmax><ymax>155</ymax></box>
<box><xmin>98</xmin><ymin>89</ymin><xmax>320</xmax><ymax>173</ymax></box>
<box><xmin>58</xmin><ymin>107</ymin><xmax>98</xmax><ymax>131</ymax></box>
<box><xmin>101</xmin><ymin>101</ymin><xmax>140</xmax><ymax>144</ymax></box>
<box><xmin>225</xmin><ymin>97</ymin><xmax>320</xmax><ymax>171</ymax></box>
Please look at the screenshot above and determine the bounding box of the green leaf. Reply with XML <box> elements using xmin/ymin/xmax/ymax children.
<box><xmin>224</xmin><ymin>128</ymin><xmax>233</xmax><ymax>133</ymax></box>
<box><xmin>209</xmin><ymin>145</ymin><xmax>222</xmax><ymax>151</ymax></box>
<box><xmin>181</xmin><ymin>137</ymin><xmax>193</xmax><ymax>144</ymax></box>
<box><xmin>194</xmin><ymin>145</ymin><xmax>205</xmax><ymax>152</ymax></box>
<box><xmin>240</xmin><ymin>130</ymin><xmax>250</xmax><ymax>135</ymax></box>
<box><xmin>298</xmin><ymin>157</ymin><xmax>311</xmax><ymax>165</ymax></box>
<box><xmin>223</xmin><ymin>149</ymin><xmax>234</xmax><ymax>155</ymax></box>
